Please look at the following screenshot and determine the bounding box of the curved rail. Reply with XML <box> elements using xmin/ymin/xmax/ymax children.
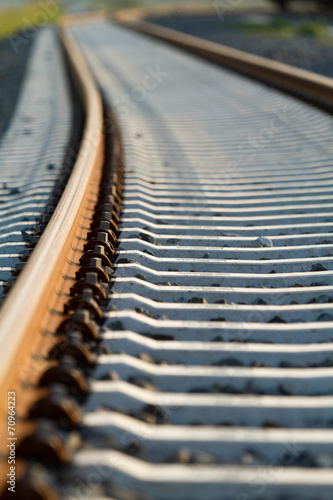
<box><xmin>0</xmin><ymin>27</ymin><xmax>104</xmax><ymax>460</ymax></box>
<box><xmin>114</xmin><ymin>14</ymin><xmax>333</xmax><ymax>109</ymax></box>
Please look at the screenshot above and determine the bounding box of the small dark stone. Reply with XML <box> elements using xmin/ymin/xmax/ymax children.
<box><xmin>117</xmin><ymin>258</ymin><xmax>138</xmax><ymax>264</ymax></box>
<box><xmin>253</xmin><ymin>298</ymin><xmax>267</xmax><ymax>305</ymax></box>
<box><xmin>142</xmin><ymin>404</ymin><xmax>168</xmax><ymax>424</ymax></box>
<box><xmin>218</xmin><ymin>357</ymin><xmax>244</xmax><ymax>366</ymax></box>
<box><xmin>129</xmin><ymin>377</ymin><xmax>156</xmax><ymax>391</ymax></box>
<box><xmin>188</xmin><ymin>297</ymin><xmax>207</xmax><ymax>304</ymax></box>
<box><xmin>317</xmin><ymin>313</ymin><xmax>333</xmax><ymax>322</ymax></box>
<box><xmin>100</xmin><ymin>370</ymin><xmax>119</xmax><ymax>381</ymax></box>
<box><xmin>311</xmin><ymin>263</ymin><xmax>328</xmax><ymax>272</ymax></box>
<box><xmin>96</xmin><ymin>344</ymin><xmax>111</xmax><ymax>354</ymax></box>
<box><xmin>268</xmin><ymin>316</ymin><xmax>287</xmax><ymax>323</ymax></box>
<box><xmin>125</xmin><ymin>441</ymin><xmax>141</xmax><ymax>455</ymax></box>
<box><xmin>152</xmin><ymin>334</ymin><xmax>174</xmax><ymax>341</ymax></box>
<box><xmin>139</xmin><ymin>233</ymin><xmax>156</xmax><ymax>244</ymax></box>
<box><xmin>279</xmin><ymin>384</ymin><xmax>291</xmax><ymax>395</ymax></box>
<box><xmin>289</xmin><ymin>282</ymin><xmax>304</xmax><ymax>288</ymax></box>
<box><xmin>21</xmin><ymin>230</ymin><xmax>32</xmax><ymax>243</ymax></box>
<box><xmin>143</xmin><ymin>249</ymin><xmax>155</xmax><ymax>256</ymax></box>
<box><xmin>135</xmin><ymin>308</ymin><xmax>155</xmax><ymax>318</ymax></box>
<box><xmin>134</xmin><ymin>274</ymin><xmax>147</xmax><ymax>281</ymax></box>
<box><xmin>322</xmin><ymin>357</ymin><xmax>333</xmax><ymax>367</ymax></box>
<box><xmin>316</xmin><ymin>295</ymin><xmax>330</xmax><ymax>303</ymax></box>
<box><xmin>262</xmin><ymin>421</ymin><xmax>281</xmax><ymax>428</ymax></box>
<box><xmin>293</xmin><ymin>451</ymin><xmax>317</xmax><ymax>468</ymax></box>
<box><xmin>108</xmin><ymin>320</ymin><xmax>124</xmax><ymax>330</ymax></box>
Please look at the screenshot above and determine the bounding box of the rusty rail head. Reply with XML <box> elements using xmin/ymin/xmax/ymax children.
<box><xmin>114</xmin><ymin>15</ymin><xmax>333</xmax><ymax>110</ymax></box>
<box><xmin>0</xmin><ymin>26</ymin><xmax>104</xmax><ymax>451</ymax></box>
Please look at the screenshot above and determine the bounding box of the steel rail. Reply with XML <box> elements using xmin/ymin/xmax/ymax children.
<box><xmin>0</xmin><ymin>25</ymin><xmax>104</xmax><ymax>474</ymax></box>
<box><xmin>114</xmin><ymin>14</ymin><xmax>333</xmax><ymax>110</ymax></box>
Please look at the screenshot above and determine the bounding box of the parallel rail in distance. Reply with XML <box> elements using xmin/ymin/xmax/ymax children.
<box><xmin>114</xmin><ymin>14</ymin><xmax>333</xmax><ymax>110</ymax></box>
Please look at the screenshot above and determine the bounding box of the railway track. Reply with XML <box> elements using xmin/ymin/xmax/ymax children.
<box><xmin>0</xmin><ymin>28</ymin><xmax>79</xmax><ymax>297</ymax></box>
<box><xmin>1</xmin><ymin>13</ymin><xmax>333</xmax><ymax>500</ymax></box>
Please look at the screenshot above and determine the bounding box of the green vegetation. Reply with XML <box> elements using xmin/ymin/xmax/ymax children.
<box><xmin>0</xmin><ymin>1</ymin><xmax>61</xmax><ymax>40</ymax></box>
<box><xmin>239</xmin><ymin>18</ymin><xmax>291</xmax><ymax>36</ymax></box>
<box><xmin>101</xmin><ymin>0</ymin><xmax>145</xmax><ymax>10</ymax></box>
<box><xmin>237</xmin><ymin>17</ymin><xmax>327</xmax><ymax>38</ymax></box>
<box><xmin>295</xmin><ymin>21</ymin><xmax>326</xmax><ymax>36</ymax></box>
